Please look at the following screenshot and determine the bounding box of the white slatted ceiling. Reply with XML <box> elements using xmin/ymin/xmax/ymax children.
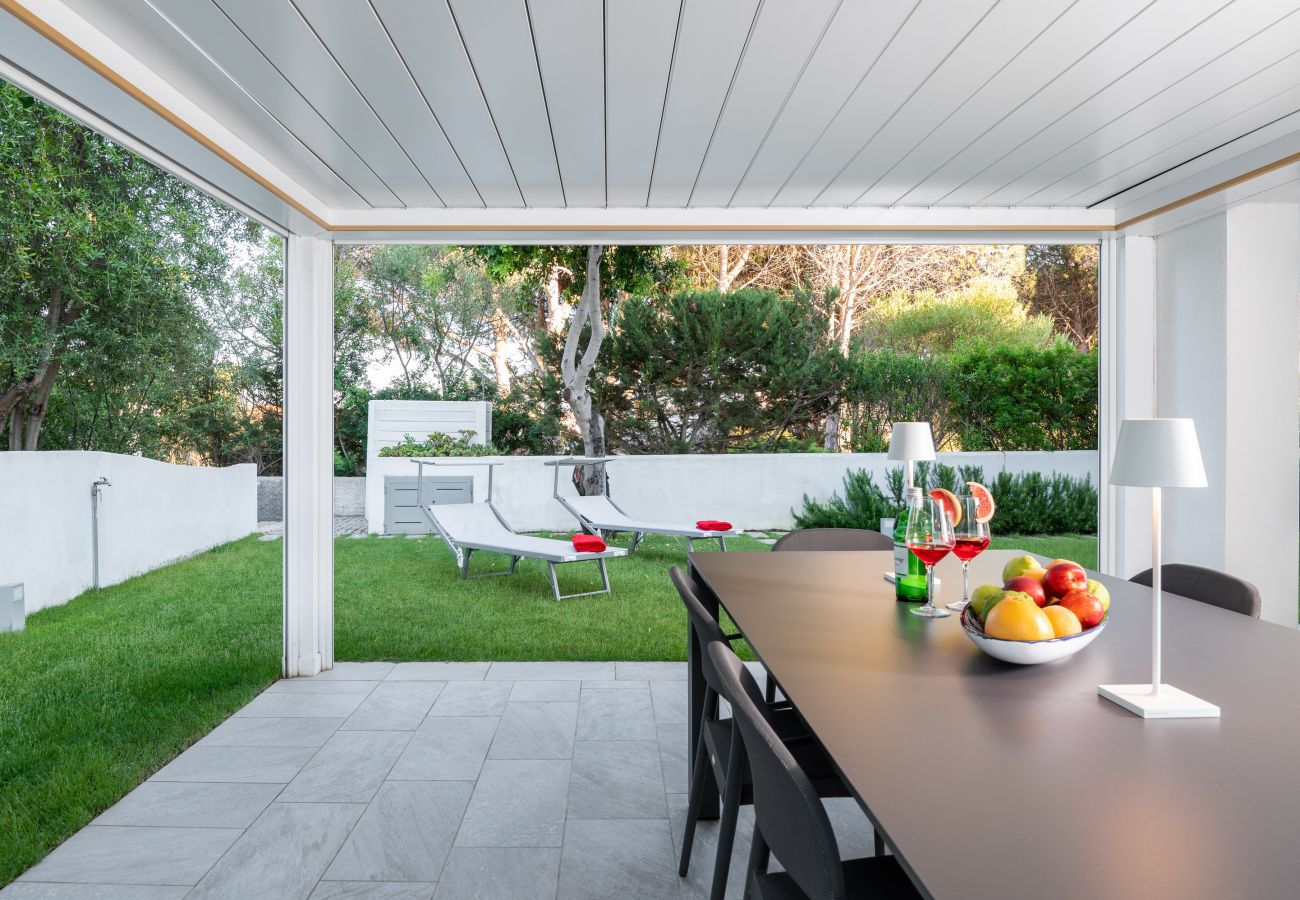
<box><xmin>93</xmin><ymin>0</ymin><xmax>1298</xmax><ymax>213</ymax></box>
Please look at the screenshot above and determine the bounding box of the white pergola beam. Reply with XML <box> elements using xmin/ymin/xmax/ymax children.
<box><xmin>283</xmin><ymin>234</ymin><xmax>334</xmax><ymax>676</ymax></box>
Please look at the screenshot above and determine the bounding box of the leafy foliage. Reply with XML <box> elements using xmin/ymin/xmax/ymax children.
<box><xmin>377</xmin><ymin>430</ymin><xmax>500</xmax><ymax>458</ymax></box>
<box><xmin>795</xmin><ymin>464</ymin><xmax>1097</xmax><ymax>535</ymax></box>
<box><xmin>860</xmin><ymin>285</ymin><xmax>1056</xmax><ymax>353</ymax></box>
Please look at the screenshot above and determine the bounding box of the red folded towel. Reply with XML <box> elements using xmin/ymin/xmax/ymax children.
<box><xmin>572</xmin><ymin>534</ymin><xmax>607</xmax><ymax>552</ymax></box>
<box><xmin>695</xmin><ymin>520</ymin><xmax>733</xmax><ymax>532</ymax></box>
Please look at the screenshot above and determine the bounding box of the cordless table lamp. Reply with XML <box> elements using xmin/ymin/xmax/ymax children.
<box><xmin>1099</xmin><ymin>418</ymin><xmax>1219</xmax><ymax>719</ymax></box>
<box><xmin>886</xmin><ymin>422</ymin><xmax>936</xmax><ymax>490</ymax></box>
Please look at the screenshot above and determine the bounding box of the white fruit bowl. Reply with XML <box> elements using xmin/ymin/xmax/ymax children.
<box><xmin>960</xmin><ymin>606</ymin><xmax>1107</xmax><ymax>665</ymax></box>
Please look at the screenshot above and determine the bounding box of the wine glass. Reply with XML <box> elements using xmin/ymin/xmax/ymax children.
<box><xmin>905</xmin><ymin>498</ymin><xmax>955</xmax><ymax>618</ymax></box>
<box><xmin>947</xmin><ymin>494</ymin><xmax>990</xmax><ymax>612</ymax></box>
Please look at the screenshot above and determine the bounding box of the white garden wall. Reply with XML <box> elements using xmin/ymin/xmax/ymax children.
<box><xmin>0</xmin><ymin>451</ymin><xmax>257</xmax><ymax>613</ymax></box>
<box><xmin>366</xmin><ymin>451</ymin><xmax>1098</xmax><ymax>534</ymax></box>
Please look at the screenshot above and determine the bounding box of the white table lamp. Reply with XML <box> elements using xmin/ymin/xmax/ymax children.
<box><xmin>887</xmin><ymin>422</ymin><xmax>936</xmax><ymax>490</ymax></box>
<box><xmin>1099</xmin><ymin>418</ymin><xmax>1219</xmax><ymax>719</ymax></box>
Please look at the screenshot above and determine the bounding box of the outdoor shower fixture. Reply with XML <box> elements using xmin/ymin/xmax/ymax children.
<box><xmin>91</xmin><ymin>476</ymin><xmax>110</xmax><ymax>589</ymax></box>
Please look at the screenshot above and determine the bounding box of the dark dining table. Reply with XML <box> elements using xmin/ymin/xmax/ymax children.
<box><xmin>686</xmin><ymin>548</ymin><xmax>1300</xmax><ymax>900</ymax></box>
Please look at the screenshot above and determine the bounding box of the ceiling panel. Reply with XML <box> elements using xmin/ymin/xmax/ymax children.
<box><xmin>604</xmin><ymin>0</ymin><xmax>680</xmax><ymax>207</ymax></box>
<box><xmin>728</xmin><ymin>1</ymin><xmax>918</xmax><ymax>207</ymax></box>
<box><xmin>447</xmin><ymin>0</ymin><xmax>564</xmax><ymax>207</ymax></box>
<box><xmin>211</xmin><ymin>0</ymin><xmax>441</xmax><ymax>207</ymax></box>
<box><xmin>814</xmin><ymin>0</ymin><xmax>1073</xmax><ymax>208</ymax></box>
<box><xmin>528</xmin><ymin>0</ymin><xmax>605</xmax><ymax>207</ymax></box>
<box><xmin>142</xmin><ymin>0</ymin><xmax>401</xmax><ymax>207</ymax></box>
<box><xmin>686</xmin><ymin>0</ymin><xmax>840</xmax><ymax>207</ymax></box>
<box><xmin>647</xmin><ymin>0</ymin><xmax>762</xmax><ymax>207</ymax></box>
<box><xmin>369</xmin><ymin>0</ymin><xmax>523</xmax><ymax>209</ymax></box>
<box><xmin>771</xmin><ymin>0</ymin><xmax>999</xmax><ymax>207</ymax></box>
<box><xmin>291</xmin><ymin>0</ymin><xmax>482</xmax><ymax>207</ymax></box>
<box><xmin>976</xmin><ymin>1</ymin><xmax>1300</xmax><ymax>206</ymax></box>
<box><xmin>907</xmin><ymin>0</ymin><xmax>1236</xmax><ymax>206</ymax></box>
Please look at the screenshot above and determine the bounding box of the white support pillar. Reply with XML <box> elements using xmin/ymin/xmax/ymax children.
<box><xmin>1098</xmin><ymin>234</ymin><xmax>1156</xmax><ymax>577</ymax></box>
<box><xmin>283</xmin><ymin>234</ymin><xmax>334</xmax><ymax>676</ymax></box>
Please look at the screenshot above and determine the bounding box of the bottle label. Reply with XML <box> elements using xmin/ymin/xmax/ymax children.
<box><xmin>893</xmin><ymin>543</ymin><xmax>909</xmax><ymax>579</ymax></box>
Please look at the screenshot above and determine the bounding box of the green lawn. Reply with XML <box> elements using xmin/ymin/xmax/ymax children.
<box><xmin>990</xmin><ymin>533</ymin><xmax>1098</xmax><ymax>570</ymax></box>
<box><xmin>0</xmin><ymin>529</ymin><xmax>1096</xmax><ymax>884</ymax></box>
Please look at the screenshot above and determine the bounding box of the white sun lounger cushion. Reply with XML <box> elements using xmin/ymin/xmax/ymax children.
<box><xmin>429</xmin><ymin>503</ymin><xmax>627</xmax><ymax>563</ymax></box>
<box><xmin>563</xmin><ymin>495</ymin><xmax>739</xmax><ymax>537</ymax></box>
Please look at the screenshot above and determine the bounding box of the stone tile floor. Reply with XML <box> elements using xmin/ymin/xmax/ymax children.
<box><xmin>3</xmin><ymin>661</ymin><xmax>878</xmax><ymax>900</ymax></box>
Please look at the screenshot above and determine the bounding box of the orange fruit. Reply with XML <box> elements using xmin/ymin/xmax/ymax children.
<box><xmin>967</xmin><ymin>482</ymin><xmax>996</xmax><ymax>524</ymax></box>
<box><xmin>1043</xmin><ymin>605</ymin><xmax>1083</xmax><ymax>638</ymax></box>
<box><xmin>984</xmin><ymin>594</ymin><xmax>1055</xmax><ymax>642</ymax></box>
<box><xmin>928</xmin><ymin>488</ymin><xmax>961</xmax><ymax>526</ymax></box>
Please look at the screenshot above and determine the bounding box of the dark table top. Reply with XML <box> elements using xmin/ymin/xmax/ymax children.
<box><xmin>688</xmin><ymin>548</ymin><xmax>1300</xmax><ymax>900</ymax></box>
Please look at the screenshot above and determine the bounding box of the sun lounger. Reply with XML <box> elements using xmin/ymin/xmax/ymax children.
<box><xmin>545</xmin><ymin>457</ymin><xmax>740</xmax><ymax>553</ymax></box>
<box><xmin>414</xmin><ymin>460</ymin><xmax>627</xmax><ymax>601</ymax></box>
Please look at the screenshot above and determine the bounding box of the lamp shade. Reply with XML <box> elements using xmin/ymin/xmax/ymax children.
<box><xmin>886</xmin><ymin>422</ymin><xmax>936</xmax><ymax>462</ymax></box>
<box><xmin>1109</xmin><ymin>418</ymin><xmax>1207</xmax><ymax>488</ymax></box>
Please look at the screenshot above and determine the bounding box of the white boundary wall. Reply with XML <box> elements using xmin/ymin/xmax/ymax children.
<box><xmin>0</xmin><ymin>451</ymin><xmax>256</xmax><ymax>613</ymax></box>
<box><xmin>366</xmin><ymin>451</ymin><xmax>1098</xmax><ymax>534</ymax></box>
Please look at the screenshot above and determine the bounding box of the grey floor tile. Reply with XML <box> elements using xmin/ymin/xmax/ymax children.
<box><xmin>311</xmin><ymin>884</ymin><xmax>435</xmax><ymax>900</ymax></box>
<box><xmin>488</xmin><ymin>702</ymin><xmax>577</xmax><ymax>760</ymax></box>
<box><xmin>265</xmin><ymin>680</ymin><xmax>380</xmax><ymax>694</ymax></box>
<box><xmin>388</xmin><ymin>716</ymin><xmax>498</xmax><ymax>781</ymax></box>
<box><xmin>315</xmin><ymin>662</ymin><xmax>396</xmax><ymax>681</ymax></box>
<box><xmin>341</xmin><ymin>681</ymin><xmax>445</xmax><ymax>731</ymax></box>
<box><xmin>187</xmin><ymin>803</ymin><xmax>363</xmax><ymax>900</ymax></box>
<box><xmin>567</xmin><ymin>741</ymin><xmax>667</xmax><ymax>820</ymax></box>
<box><xmin>824</xmin><ymin>797</ymin><xmax>878</xmax><ymax>860</ymax></box>
<box><xmin>486</xmin><ymin>662</ymin><xmax>615</xmax><ymax>681</ymax></box>
<box><xmin>576</xmin><ymin>687</ymin><xmax>655</xmax><ymax>741</ymax></box>
<box><xmin>388</xmin><ymin>662</ymin><xmax>489</xmax><ymax>681</ymax></box>
<box><xmin>581</xmin><ymin>680</ymin><xmax>648</xmax><ymax>691</ymax></box>
<box><xmin>656</xmin><ymin>722</ymin><xmax>688</xmax><ymax>794</ymax></box>
<box><xmin>236</xmin><ymin>692</ymin><xmax>366</xmax><ymax>719</ymax></box>
<box><xmin>18</xmin><ymin>826</ymin><xmax>240</xmax><ymax>887</ymax></box>
<box><xmin>557</xmin><ymin>819</ymin><xmax>682</xmax><ymax>900</ymax></box>
<box><xmin>650</xmin><ymin>681</ymin><xmax>687</xmax><ymax>725</ymax></box>
<box><xmin>324</xmin><ymin>781</ymin><xmax>472</xmax><ymax>882</ymax></box>
<box><xmin>150</xmin><ymin>746</ymin><xmax>315</xmax><ymax>784</ymax></box>
<box><xmin>0</xmin><ymin>884</ymin><xmax>191</xmax><ymax>899</ymax></box>
<box><xmin>508</xmin><ymin>681</ymin><xmax>581</xmax><ymax>702</ymax></box>
<box><xmin>429</xmin><ymin>681</ymin><xmax>512</xmax><ymax>717</ymax></box>
<box><xmin>433</xmin><ymin>848</ymin><xmax>560</xmax><ymax>900</ymax></box>
<box><xmin>196</xmin><ymin>716</ymin><xmax>344</xmax><ymax>749</ymax></box>
<box><xmin>666</xmin><ymin>793</ymin><xmax>752</xmax><ymax>900</ymax></box>
<box><xmin>616</xmin><ymin>662</ymin><xmax>687</xmax><ymax>682</ymax></box>
<box><xmin>279</xmin><ymin>731</ymin><xmax>411</xmax><ymax>803</ymax></box>
<box><xmin>455</xmin><ymin>759</ymin><xmax>571</xmax><ymax>848</ymax></box>
<box><xmin>93</xmin><ymin>782</ymin><xmax>281</xmax><ymax>829</ymax></box>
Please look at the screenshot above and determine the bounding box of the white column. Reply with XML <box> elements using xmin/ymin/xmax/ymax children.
<box><xmin>1098</xmin><ymin>234</ymin><xmax>1156</xmax><ymax>577</ymax></box>
<box><xmin>283</xmin><ymin>234</ymin><xmax>334</xmax><ymax>676</ymax></box>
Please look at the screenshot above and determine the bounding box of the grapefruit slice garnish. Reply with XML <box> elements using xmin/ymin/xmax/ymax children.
<box><xmin>928</xmin><ymin>488</ymin><xmax>961</xmax><ymax>526</ymax></box>
<box><xmin>967</xmin><ymin>481</ymin><xmax>996</xmax><ymax>524</ymax></box>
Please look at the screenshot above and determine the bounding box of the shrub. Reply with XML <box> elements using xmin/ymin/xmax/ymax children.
<box><xmin>794</xmin><ymin>465</ymin><xmax>1096</xmax><ymax>536</ymax></box>
<box><xmin>378</xmin><ymin>430</ymin><xmax>500</xmax><ymax>458</ymax></box>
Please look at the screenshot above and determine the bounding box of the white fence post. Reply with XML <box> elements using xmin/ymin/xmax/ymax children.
<box><xmin>283</xmin><ymin>234</ymin><xmax>333</xmax><ymax>677</ymax></box>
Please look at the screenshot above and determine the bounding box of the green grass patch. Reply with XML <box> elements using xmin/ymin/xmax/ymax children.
<box><xmin>989</xmin><ymin>533</ymin><xmax>1098</xmax><ymax>569</ymax></box>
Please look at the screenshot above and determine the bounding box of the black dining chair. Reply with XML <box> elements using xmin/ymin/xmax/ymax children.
<box><xmin>772</xmin><ymin>528</ymin><xmax>894</xmax><ymax>552</ymax></box>
<box><xmin>1129</xmin><ymin>564</ymin><xmax>1261</xmax><ymax>618</ymax></box>
<box><xmin>670</xmin><ymin>568</ymin><xmax>869</xmax><ymax>900</ymax></box>
<box><xmin>709</xmin><ymin>641</ymin><xmax>921</xmax><ymax>900</ymax></box>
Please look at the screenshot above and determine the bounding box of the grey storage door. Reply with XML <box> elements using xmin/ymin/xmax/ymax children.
<box><xmin>384</xmin><ymin>475</ymin><xmax>472</xmax><ymax>535</ymax></box>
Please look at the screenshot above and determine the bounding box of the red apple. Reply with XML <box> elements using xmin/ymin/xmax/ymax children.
<box><xmin>1042</xmin><ymin>561</ymin><xmax>1087</xmax><ymax>600</ymax></box>
<box><xmin>1057</xmin><ymin>589</ymin><xmax>1105</xmax><ymax>629</ymax></box>
<box><xmin>1004</xmin><ymin>575</ymin><xmax>1047</xmax><ymax>608</ymax></box>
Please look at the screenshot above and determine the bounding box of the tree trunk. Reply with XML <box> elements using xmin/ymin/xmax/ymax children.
<box><xmin>561</xmin><ymin>246</ymin><xmax>608</xmax><ymax>495</ymax></box>
<box><xmin>543</xmin><ymin>267</ymin><xmax>569</xmax><ymax>335</ymax></box>
<box><xmin>823</xmin><ymin>401</ymin><xmax>841</xmax><ymax>452</ymax></box>
<box><xmin>7</xmin><ymin>406</ymin><xmax>23</xmax><ymax>451</ymax></box>
<box><xmin>20</xmin><ymin>356</ymin><xmax>61</xmax><ymax>450</ymax></box>
<box><xmin>489</xmin><ymin>307</ymin><xmax>512</xmax><ymax>394</ymax></box>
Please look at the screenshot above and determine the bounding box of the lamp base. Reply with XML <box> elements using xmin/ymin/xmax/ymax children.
<box><xmin>1098</xmin><ymin>684</ymin><xmax>1220</xmax><ymax>719</ymax></box>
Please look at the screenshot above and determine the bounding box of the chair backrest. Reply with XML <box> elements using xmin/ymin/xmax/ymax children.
<box><xmin>772</xmin><ymin>528</ymin><xmax>894</xmax><ymax>552</ymax></box>
<box><xmin>1129</xmin><ymin>564</ymin><xmax>1261</xmax><ymax>618</ymax></box>
<box><xmin>709</xmin><ymin>641</ymin><xmax>846</xmax><ymax>899</ymax></box>
<box><xmin>669</xmin><ymin>567</ymin><xmax>733</xmax><ymax>696</ymax></box>
<box><xmin>426</xmin><ymin>502</ymin><xmax>511</xmax><ymax>543</ymax></box>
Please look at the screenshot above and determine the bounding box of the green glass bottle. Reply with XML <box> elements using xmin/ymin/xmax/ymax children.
<box><xmin>894</xmin><ymin>486</ymin><xmax>928</xmax><ymax>601</ymax></box>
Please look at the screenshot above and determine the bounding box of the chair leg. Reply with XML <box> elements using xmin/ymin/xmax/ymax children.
<box><xmin>679</xmin><ymin>687</ymin><xmax>715</xmax><ymax>877</ymax></box>
<box><xmin>874</xmin><ymin>830</ymin><xmax>886</xmax><ymax>857</ymax></box>
<box><xmin>710</xmin><ymin>720</ymin><xmax>746</xmax><ymax>900</ymax></box>
<box><xmin>743</xmin><ymin>824</ymin><xmax>770</xmax><ymax>900</ymax></box>
<box><xmin>763</xmin><ymin>674</ymin><xmax>776</xmax><ymax>705</ymax></box>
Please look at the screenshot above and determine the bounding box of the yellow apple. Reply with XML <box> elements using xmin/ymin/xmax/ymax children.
<box><xmin>1001</xmin><ymin>555</ymin><xmax>1046</xmax><ymax>584</ymax></box>
<box><xmin>1086</xmin><ymin>578</ymin><xmax>1110</xmax><ymax>613</ymax></box>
